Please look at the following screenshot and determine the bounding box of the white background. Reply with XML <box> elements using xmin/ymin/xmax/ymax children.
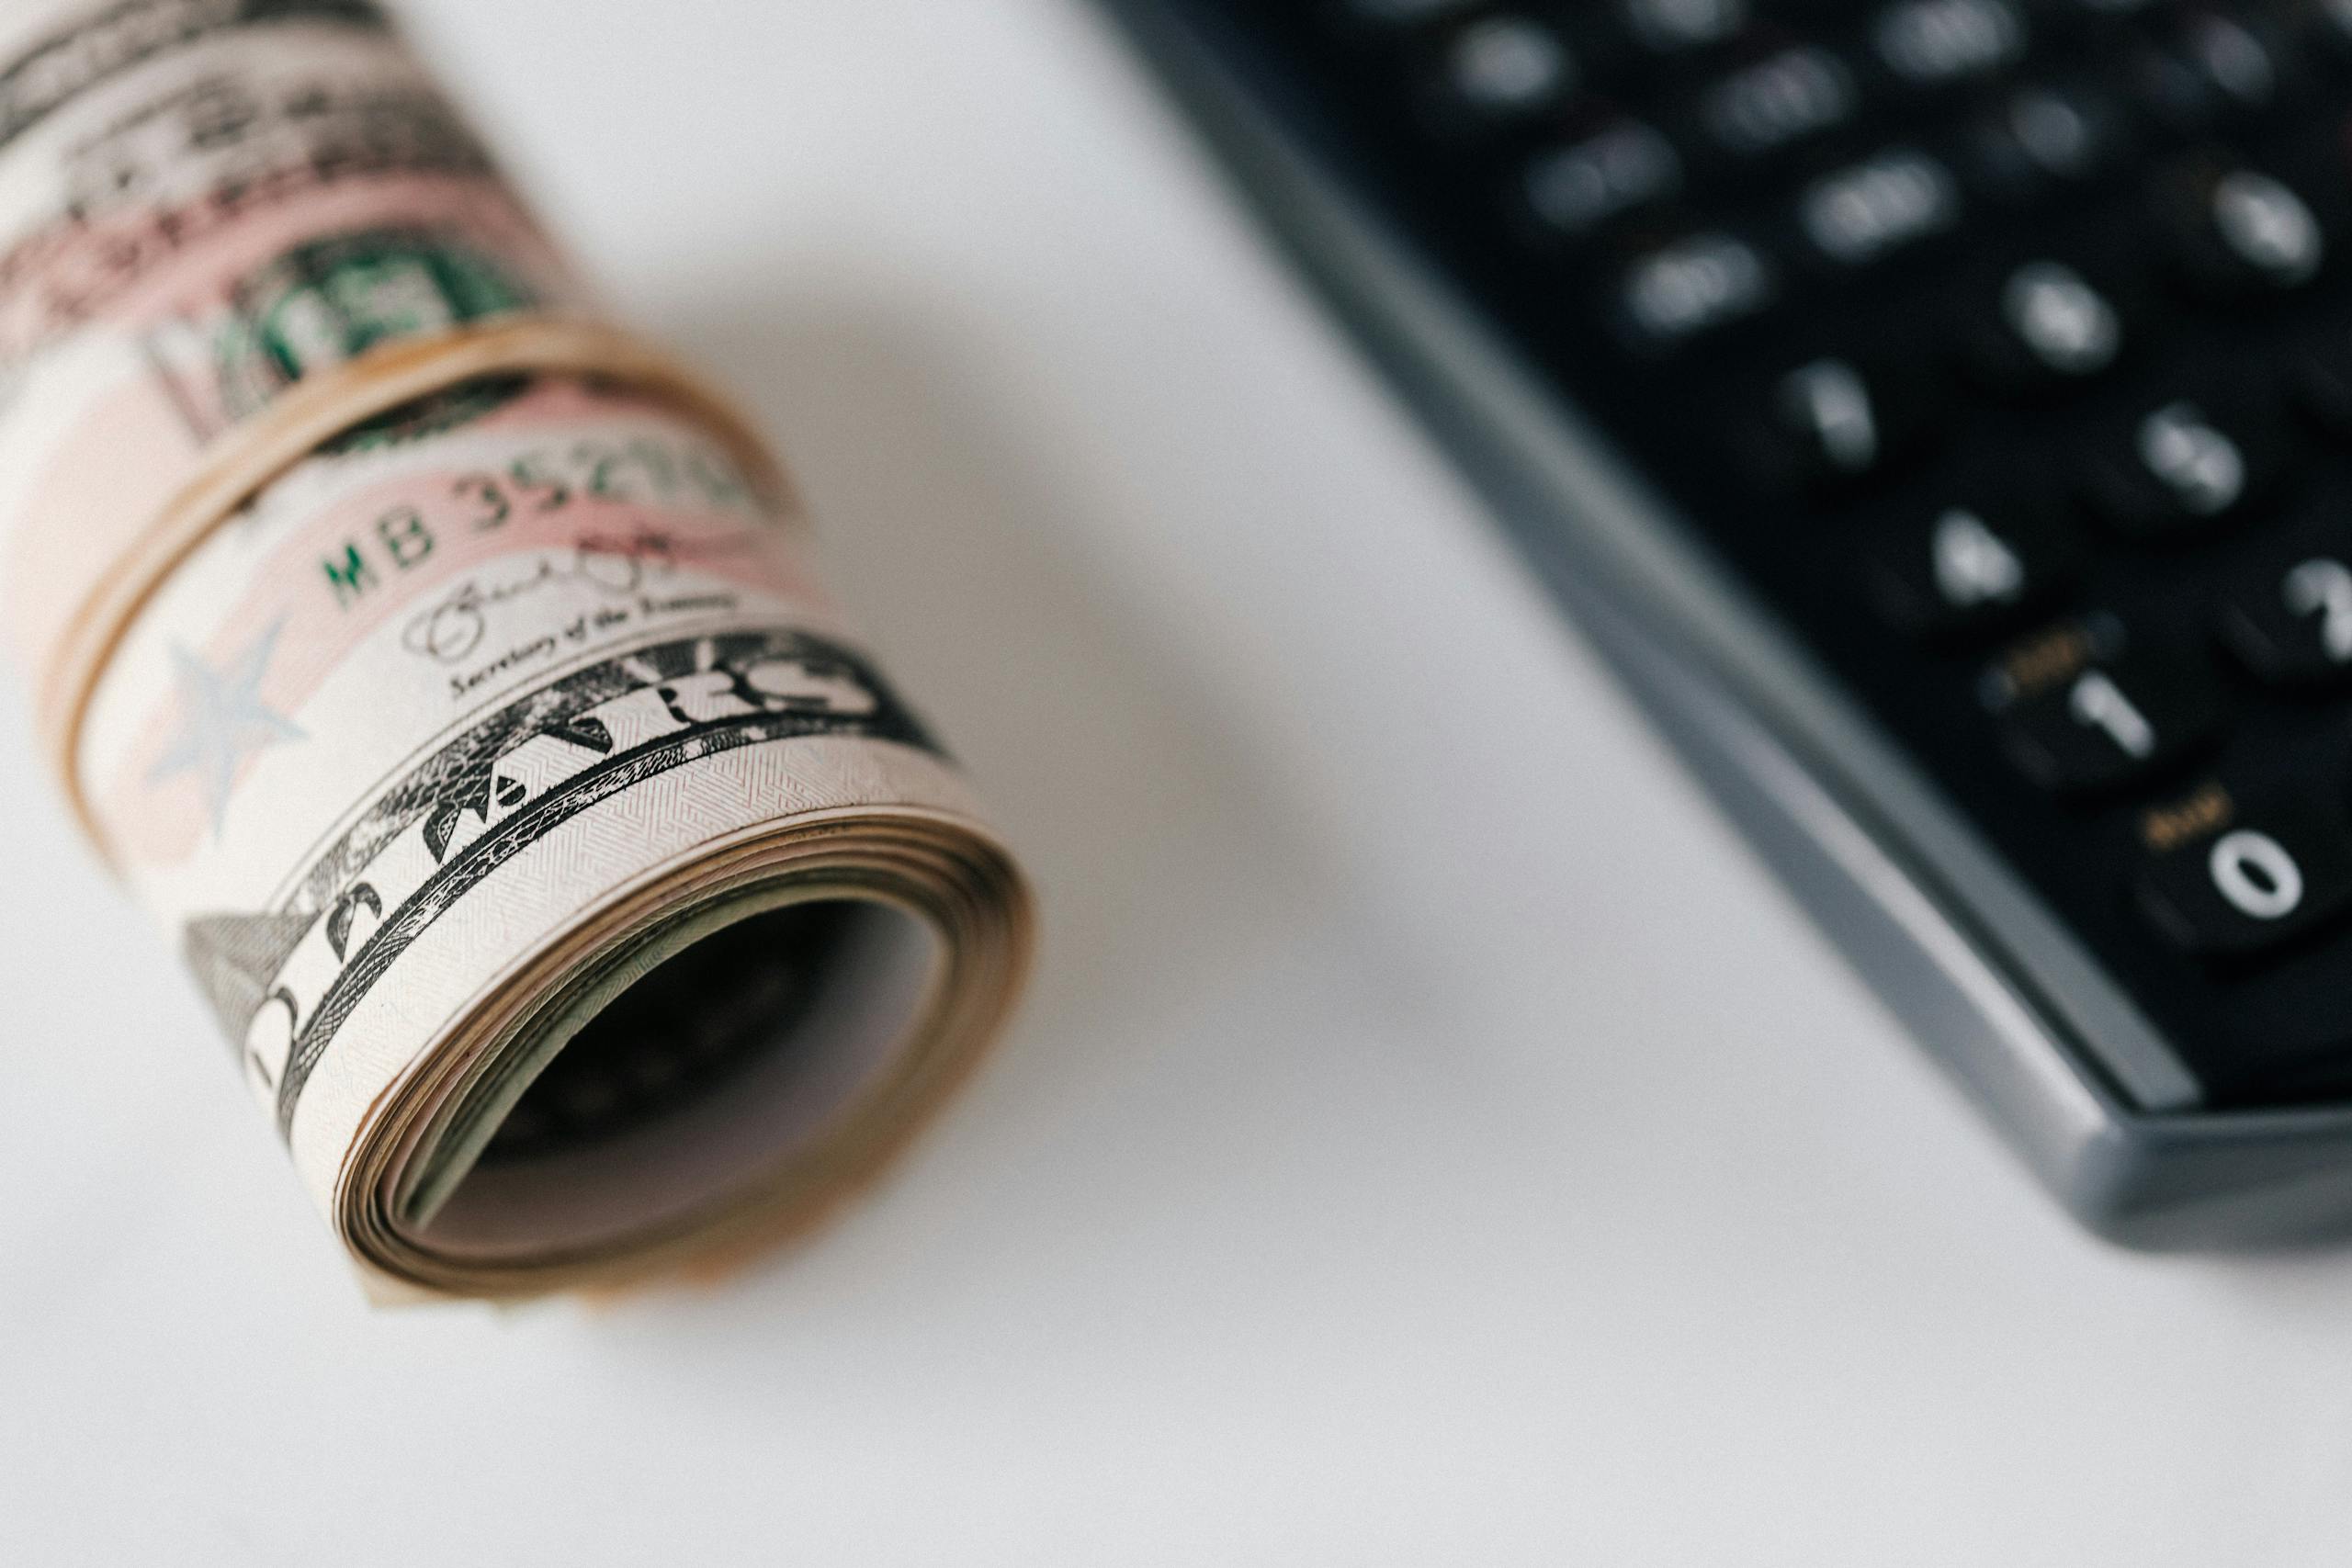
<box><xmin>6</xmin><ymin>1</ymin><xmax>2352</xmax><ymax>1562</ymax></box>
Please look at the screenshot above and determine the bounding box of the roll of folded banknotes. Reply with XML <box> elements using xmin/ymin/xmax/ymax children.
<box><xmin>0</xmin><ymin>1</ymin><xmax>1033</xmax><ymax>1299</ymax></box>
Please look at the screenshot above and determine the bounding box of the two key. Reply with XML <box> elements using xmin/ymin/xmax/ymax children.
<box><xmin>2216</xmin><ymin>521</ymin><xmax>2352</xmax><ymax>686</ymax></box>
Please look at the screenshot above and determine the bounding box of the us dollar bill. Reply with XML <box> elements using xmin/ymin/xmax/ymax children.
<box><xmin>2</xmin><ymin>2</ymin><xmax>1032</xmax><ymax>1299</ymax></box>
<box><xmin>0</xmin><ymin>0</ymin><xmax>582</xmax><ymax>695</ymax></box>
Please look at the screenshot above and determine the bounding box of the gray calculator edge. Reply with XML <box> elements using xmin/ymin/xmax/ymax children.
<box><xmin>1099</xmin><ymin>0</ymin><xmax>2352</xmax><ymax>1247</ymax></box>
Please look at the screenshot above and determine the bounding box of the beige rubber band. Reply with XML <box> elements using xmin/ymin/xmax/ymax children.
<box><xmin>37</xmin><ymin>315</ymin><xmax>797</xmax><ymax>860</ymax></box>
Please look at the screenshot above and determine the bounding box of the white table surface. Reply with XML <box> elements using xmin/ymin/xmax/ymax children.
<box><xmin>6</xmin><ymin>2</ymin><xmax>2352</xmax><ymax>1562</ymax></box>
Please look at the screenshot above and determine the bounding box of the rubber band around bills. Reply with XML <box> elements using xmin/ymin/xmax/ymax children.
<box><xmin>35</xmin><ymin>316</ymin><xmax>797</xmax><ymax>860</ymax></box>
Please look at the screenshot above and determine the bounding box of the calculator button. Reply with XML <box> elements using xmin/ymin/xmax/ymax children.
<box><xmin>1436</xmin><ymin>17</ymin><xmax>1577</xmax><ymax>125</ymax></box>
<box><xmin>2216</xmin><ymin>531</ymin><xmax>2352</xmax><ymax>685</ymax></box>
<box><xmin>1622</xmin><ymin>0</ymin><xmax>1747</xmax><ymax>53</ymax></box>
<box><xmin>1739</xmin><ymin>355</ymin><xmax>1933</xmax><ymax>491</ymax></box>
<box><xmin>2136</xmin><ymin>789</ymin><xmax>2352</xmax><ymax>956</ymax></box>
<box><xmin>1698</xmin><ymin>47</ymin><xmax>1860</xmax><ymax>160</ymax></box>
<box><xmin>1868</xmin><ymin>0</ymin><xmax>2027</xmax><ymax>90</ymax></box>
<box><xmin>2155</xmin><ymin>163</ymin><xmax>2331</xmax><ymax>299</ymax></box>
<box><xmin>1959</xmin><ymin>258</ymin><xmax>2130</xmax><ymax>395</ymax></box>
<box><xmin>1994</xmin><ymin>638</ymin><xmax>2222</xmax><ymax>795</ymax></box>
<box><xmin>1796</xmin><ymin>147</ymin><xmax>1962</xmax><ymax>267</ymax></box>
<box><xmin>1522</xmin><ymin>122</ymin><xmax>1682</xmax><ymax>237</ymax></box>
<box><xmin>1866</xmin><ymin>499</ymin><xmax>2078</xmax><ymax>638</ymax></box>
<box><xmin>2079</xmin><ymin>393</ymin><xmax>2288</xmax><ymax>537</ymax></box>
<box><xmin>2126</xmin><ymin>12</ymin><xmax>2295</xmax><ymax>132</ymax></box>
<box><xmin>1615</xmin><ymin>231</ymin><xmax>1777</xmax><ymax>346</ymax></box>
<box><xmin>1960</xmin><ymin>80</ymin><xmax>2135</xmax><ymax>200</ymax></box>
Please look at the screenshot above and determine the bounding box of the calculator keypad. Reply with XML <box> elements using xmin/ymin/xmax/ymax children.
<box><xmin>1231</xmin><ymin>0</ymin><xmax>2352</xmax><ymax>1102</ymax></box>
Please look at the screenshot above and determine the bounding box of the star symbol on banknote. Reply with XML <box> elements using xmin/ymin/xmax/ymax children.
<box><xmin>148</xmin><ymin>621</ymin><xmax>304</xmax><ymax>836</ymax></box>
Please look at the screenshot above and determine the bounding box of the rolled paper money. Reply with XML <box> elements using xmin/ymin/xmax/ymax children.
<box><xmin>1</xmin><ymin>2</ymin><xmax>1032</xmax><ymax>1298</ymax></box>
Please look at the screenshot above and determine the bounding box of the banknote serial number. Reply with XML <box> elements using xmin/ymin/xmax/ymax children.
<box><xmin>320</xmin><ymin>432</ymin><xmax>768</xmax><ymax>609</ymax></box>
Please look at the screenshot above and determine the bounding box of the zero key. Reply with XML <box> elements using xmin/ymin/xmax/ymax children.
<box><xmin>2136</xmin><ymin>784</ymin><xmax>2352</xmax><ymax>957</ymax></box>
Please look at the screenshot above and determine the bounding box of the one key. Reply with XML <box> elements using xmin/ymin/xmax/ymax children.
<box><xmin>2154</xmin><ymin>161</ymin><xmax>2333</xmax><ymax>299</ymax></box>
<box><xmin>1957</xmin><ymin>257</ymin><xmax>2132</xmax><ymax>396</ymax></box>
<box><xmin>2216</xmin><ymin>525</ymin><xmax>2352</xmax><ymax>685</ymax></box>
<box><xmin>1865</xmin><ymin>496</ymin><xmax>2079</xmax><ymax>639</ymax></box>
<box><xmin>2079</xmin><ymin>391</ymin><xmax>2289</xmax><ymax>537</ymax></box>
<box><xmin>1990</xmin><ymin>626</ymin><xmax>2223</xmax><ymax>795</ymax></box>
<box><xmin>1737</xmin><ymin>354</ymin><xmax>1934</xmax><ymax>492</ymax></box>
<box><xmin>2135</xmin><ymin>784</ymin><xmax>2352</xmax><ymax>957</ymax></box>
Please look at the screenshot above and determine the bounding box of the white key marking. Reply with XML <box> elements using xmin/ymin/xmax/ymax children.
<box><xmin>2138</xmin><ymin>403</ymin><xmax>2245</xmax><ymax>516</ymax></box>
<box><xmin>2284</xmin><ymin>558</ymin><xmax>2352</xmax><ymax>663</ymax></box>
<box><xmin>2068</xmin><ymin>669</ymin><xmax>2154</xmax><ymax>760</ymax></box>
<box><xmin>1930</xmin><ymin>510</ymin><xmax>2025</xmax><ymax>606</ymax></box>
<box><xmin>2209</xmin><ymin>829</ymin><xmax>2304</xmax><ymax>921</ymax></box>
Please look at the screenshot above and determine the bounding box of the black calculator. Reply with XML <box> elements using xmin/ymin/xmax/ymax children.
<box><xmin>1101</xmin><ymin>0</ymin><xmax>2352</xmax><ymax>1244</ymax></box>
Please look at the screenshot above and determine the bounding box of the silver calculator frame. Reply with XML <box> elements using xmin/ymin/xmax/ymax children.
<box><xmin>1102</xmin><ymin>0</ymin><xmax>2352</xmax><ymax>1246</ymax></box>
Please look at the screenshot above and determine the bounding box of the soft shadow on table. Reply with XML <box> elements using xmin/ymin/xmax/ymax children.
<box><xmin>586</xmin><ymin>287</ymin><xmax>2352</xmax><ymax>1359</ymax></box>
<box><xmin>583</xmin><ymin>284</ymin><xmax>1373</xmax><ymax>1336</ymax></box>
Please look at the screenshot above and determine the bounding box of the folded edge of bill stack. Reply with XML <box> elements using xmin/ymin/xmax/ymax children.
<box><xmin>0</xmin><ymin>0</ymin><xmax>1034</xmax><ymax>1301</ymax></box>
